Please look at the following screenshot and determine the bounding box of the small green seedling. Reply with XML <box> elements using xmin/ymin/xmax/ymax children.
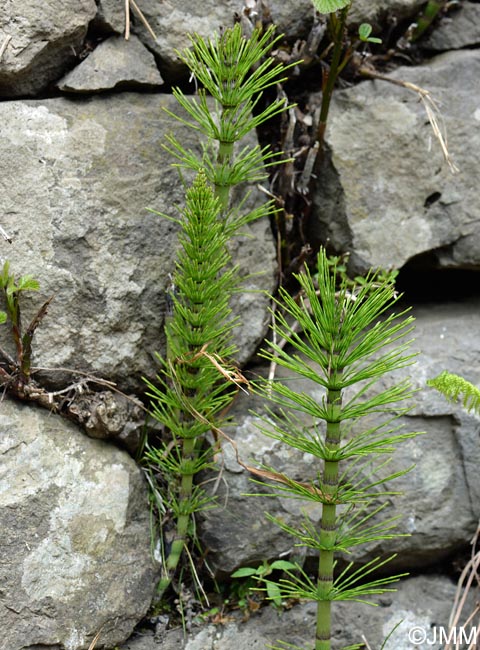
<box><xmin>0</xmin><ymin>261</ymin><xmax>51</xmax><ymax>392</ymax></box>
<box><xmin>358</xmin><ymin>23</ymin><xmax>382</xmax><ymax>44</ymax></box>
<box><xmin>231</xmin><ymin>560</ymin><xmax>298</xmax><ymax>609</ymax></box>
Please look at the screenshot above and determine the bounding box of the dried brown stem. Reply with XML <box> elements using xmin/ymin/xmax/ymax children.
<box><xmin>358</xmin><ymin>66</ymin><xmax>459</xmax><ymax>174</ymax></box>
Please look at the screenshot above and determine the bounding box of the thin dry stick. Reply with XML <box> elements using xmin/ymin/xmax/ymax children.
<box><xmin>183</xmin><ymin>542</ymin><xmax>210</xmax><ymax>607</ymax></box>
<box><xmin>361</xmin><ymin>635</ymin><xmax>373</xmax><ymax>650</ymax></box>
<box><xmin>129</xmin><ymin>0</ymin><xmax>158</xmax><ymax>40</ymax></box>
<box><xmin>470</xmin><ymin>524</ymin><xmax>480</xmax><ymax>588</ymax></box>
<box><xmin>174</xmin><ymin>344</ymin><xmax>250</xmax><ymax>393</ymax></box>
<box><xmin>267</xmin><ymin>306</ymin><xmax>302</xmax><ymax>384</ymax></box>
<box><xmin>124</xmin><ymin>0</ymin><xmax>130</xmax><ymax>39</ymax></box>
<box><xmin>87</xmin><ymin>629</ymin><xmax>102</xmax><ymax>650</ymax></box>
<box><xmin>31</xmin><ymin>366</ymin><xmax>148</xmax><ymax>411</ymax></box>
<box><xmin>297</xmin><ymin>141</ymin><xmax>319</xmax><ymax>195</ymax></box>
<box><xmin>0</xmin><ymin>224</ymin><xmax>13</xmax><ymax>243</ymax></box>
<box><xmin>168</xmin><ymin>370</ymin><xmax>336</xmax><ymax>502</ymax></box>
<box><xmin>359</xmin><ymin>67</ymin><xmax>459</xmax><ymax>174</ymax></box>
<box><xmin>461</xmin><ymin>606</ymin><xmax>480</xmax><ymax>650</ymax></box>
<box><xmin>446</xmin><ymin>522</ymin><xmax>480</xmax><ymax>650</ymax></box>
<box><xmin>0</xmin><ymin>35</ymin><xmax>12</xmax><ymax>61</ymax></box>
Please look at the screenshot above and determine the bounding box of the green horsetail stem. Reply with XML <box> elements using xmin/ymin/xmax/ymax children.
<box><xmin>254</xmin><ymin>249</ymin><xmax>421</xmax><ymax>649</ymax></box>
<box><xmin>316</xmin><ymin>379</ymin><xmax>342</xmax><ymax>650</ymax></box>
<box><xmin>145</xmin><ymin>22</ymin><xmax>291</xmax><ymax>598</ymax></box>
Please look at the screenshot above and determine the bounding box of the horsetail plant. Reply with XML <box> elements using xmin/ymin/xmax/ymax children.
<box><xmin>144</xmin><ymin>24</ymin><xmax>291</xmax><ymax>598</ymax></box>
<box><xmin>251</xmin><ymin>249</ymin><xmax>422</xmax><ymax>650</ymax></box>
<box><xmin>163</xmin><ymin>22</ymin><xmax>294</xmax><ymax>214</ymax></box>
<box><xmin>427</xmin><ymin>371</ymin><xmax>480</xmax><ymax>416</ymax></box>
<box><xmin>144</xmin><ymin>171</ymin><xmax>247</xmax><ymax>598</ymax></box>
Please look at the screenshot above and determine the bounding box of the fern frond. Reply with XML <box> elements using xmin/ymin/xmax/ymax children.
<box><xmin>427</xmin><ymin>371</ymin><xmax>480</xmax><ymax>416</ymax></box>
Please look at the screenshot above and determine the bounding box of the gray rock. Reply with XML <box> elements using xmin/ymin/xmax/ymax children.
<box><xmin>348</xmin><ymin>0</ymin><xmax>424</xmax><ymax>27</ymax></box>
<box><xmin>199</xmin><ymin>299</ymin><xmax>480</xmax><ymax>575</ymax></box>
<box><xmin>67</xmin><ymin>389</ymin><xmax>146</xmax><ymax>454</ymax></box>
<box><xmin>422</xmin><ymin>2</ymin><xmax>480</xmax><ymax>51</ymax></box>
<box><xmin>130</xmin><ymin>0</ymin><xmax>313</xmax><ymax>80</ymax></box>
<box><xmin>119</xmin><ymin>575</ymin><xmax>464</xmax><ymax>650</ymax></box>
<box><xmin>131</xmin><ymin>0</ymin><xmax>422</xmax><ymax>81</ymax></box>
<box><xmin>0</xmin><ymin>398</ymin><xmax>157</xmax><ymax>650</ymax></box>
<box><xmin>57</xmin><ymin>35</ymin><xmax>163</xmax><ymax>93</ymax></box>
<box><xmin>0</xmin><ymin>0</ymin><xmax>97</xmax><ymax>97</ymax></box>
<box><xmin>0</xmin><ymin>93</ymin><xmax>276</xmax><ymax>392</ymax></box>
<box><xmin>310</xmin><ymin>49</ymin><xmax>480</xmax><ymax>273</ymax></box>
<box><xmin>93</xmin><ymin>0</ymin><xmax>126</xmax><ymax>34</ymax></box>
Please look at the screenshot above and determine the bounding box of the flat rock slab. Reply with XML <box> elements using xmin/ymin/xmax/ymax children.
<box><xmin>199</xmin><ymin>298</ymin><xmax>480</xmax><ymax>575</ymax></box>
<box><xmin>58</xmin><ymin>35</ymin><xmax>163</xmax><ymax>93</ymax></box>
<box><xmin>0</xmin><ymin>398</ymin><xmax>157</xmax><ymax>650</ymax></box>
<box><xmin>0</xmin><ymin>93</ymin><xmax>276</xmax><ymax>392</ymax></box>
<box><xmin>311</xmin><ymin>49</ymin><xmax>480</xmax><ymax>273</ymax></box>
<box><xmin>119</xmin><ymin>575</ymin><xmax>461</xmax><ymax>650</ymax></box>
<box><xmin>0</xmin><ymin>0</ymin><xmax>97</xmax><ymax>97</ymax></box>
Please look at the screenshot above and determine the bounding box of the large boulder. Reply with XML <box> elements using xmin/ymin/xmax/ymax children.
<box><xmin>0</xmin><ymin>0</ymin><xmax>97</xmax><ymax>96</ymax></box>
<box><xmin>131</xmin><ymin>0</ymin><xmax>423</xmax><ymax>81</ymax></box>
<box><xmin>0</xmin><ymin>0</ymin><xmax>426</xmax><ymax>96</ymax></box>
<box><xmin>310</xmin><ymin>49</ymin><xmax>480</xmax><ymax>273</ymax></box>
<box><xmin>199</xmin><ymin>298</ymin><xmax>480</xmax><ymax>575</ymax></box>
<box><xmin>0</xmin><ymin>93</ymin><xmax>276</xmax><ymax>392</ymax></box>
<box><xmin>0</xmin><ymin>398</ymin><xmax>157</xmax><ymax>650</ymax></box>
<box><xmin>119</xmin><ymin>574</ymin><xmax>463</xmax><ymax>650</ymax></box>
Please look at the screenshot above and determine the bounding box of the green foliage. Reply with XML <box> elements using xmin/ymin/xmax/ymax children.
<box><xmin>324</xmin><ymin>252</ymin><xmax>398</xmax><ymax>291</ymax></box>
<box><xmin>144</xmin><ymin>172</ymin><xmax>245</xmax><ymax>596</ymax></box>
<box><xmin>163</xmin><ymin>22</ymin><xmax>294</xmax><ymax>212</ymax></box>
<box><xmin>358</xmin><ymin>23</ymin><xmax>382</xmax><ymax>44</ymax></box>
<box><xmin>144</xmin><ymin>24</ymin><xmax>291</xmax><ymax>599</ymax></box>
<box><xmin>311</xmin><ymin>0</ymin><xmax>351</xmax><ymax>13</ymax></box>
<box><xmin>427</xmin><ymin>371</ymin><xmax>480</xmax><ymax>416</ymax></box>
<box><xmin>231</xmin><ymin>559</ymin><xmax>297</xmax><ymax>608</ymax></box>
<box><xmin>309</xmin><ymin>0</ymin><xmax>380</xmax><ymax>157</ymax></box>
<box><xmin>406</xmin><ymin>0</ymin><xmax>443</xmax><ymax>42</ymax></box>
<box><xmin>0</xmin><ymin>261</ymin><xmax>40</xmax><ymax>326</ymax></box>
<box><xmin>313</xmin><ymin>3</ymin><xmax>351</xmax><ymax>153</ymax></box>
<box><xmin>0</xmin><ymin>261</ymin><xmax>50</xmax><ymax>390</ymax></box>
<box><xmin>252</xmin><ymin>249</ymin><xmax>421</xmax><ymax>650</ymax></box>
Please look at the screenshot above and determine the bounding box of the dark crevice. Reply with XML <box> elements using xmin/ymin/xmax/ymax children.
<box><xmin>396</xmin><ymin>250</ymin><xmax>480</xmax><ymax>303</ymax></box>
<box><xmin>424</xmin><ymin>191</ymin><xmax>442</xmax><ymax>208</ymax></box>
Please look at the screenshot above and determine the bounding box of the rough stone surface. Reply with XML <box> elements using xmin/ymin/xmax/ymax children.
<box><xmin>0</xmin><ymin>0</ymin><xmax>97</xmax><ymax>97</ymax></box>
<box><xmin>118</xmin><ymin>575</ymin><xmax>464</xmax><ymax>650</ymax></box>
<box><xmin>0</xmin><ymin>93</ymin><xmax>276</xmax><ymax>392</ymax></box>
<box><xmin>198</xmin><ymin>299</ymin><xmax>480</xmax><ymax>575</ymax></box>
<box><xmin>131</xmin><ymin>0</ymin><xmax>423</xmax><ymax>80</ymax></box>
<box><xmin>131</xmin><ymin>0</ymin><xmax>312</xmax><ymax>79</ymax></box>
<box><xmin>67</xmin><ymin>389</ymin><xmax>146</xmax><ymax>454</ymax></box>
<box><xmin>348</xmin><ymin>0</ymin><xmax>424</xmax><ymax>26</ymax></box>
<box><xmin>57</xmin><ymin>35</ymin><xmax>163</xmax><ymax>93</ymax></box>
<box><xmin>0</xmin><ymin>398</ymin><xmax>157</xmax><ymax>650</ymax></box>
<box><xmin>422</xmin><ymin>2</ymin><xmax>480</xmax><ymax>51</ymax></box>
<box><xmin>310</xmin><ymin>49</ymin><xmax>480</xmax><ymax>273</ymax></box>
<box><xmin>93</xmin><ymin>0</ymin><xmax>126</xmax><ymax>34</ymax></box>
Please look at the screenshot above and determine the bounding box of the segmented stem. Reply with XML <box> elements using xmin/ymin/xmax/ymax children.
<box><xmin>316</xmin><ymin>357</ymin><xmax>342</xmax><ymax>650</ymax></box>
